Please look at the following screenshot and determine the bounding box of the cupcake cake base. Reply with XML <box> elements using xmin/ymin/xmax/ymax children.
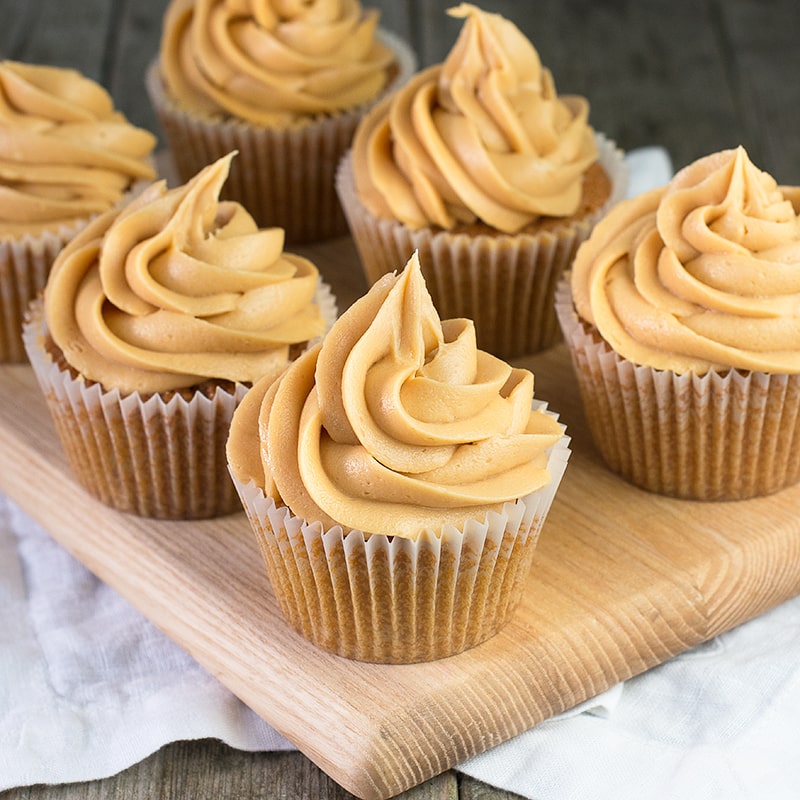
<box><xmin>555</xmin><ymin>279</ymin><xmax>800</xmax><ymax>501</ymax></box>
<box><xmin>336</xmin><ymin>134</ymin><xmax>628</xmax><ymax>360</ymax></box>
<box><xmin>231</xmin><ymin>417</ymin><xmax>570</xmax><ymax>664</ymax></box>
<box><xmin>146</xmin><ymin>29</ymin><xmax>417</xmax><ymax>245</ymax></box>
<box><xmin>22</xmin><ymin>280</ymin><xmax>337</xmax><ymax>520</ymax></box>
<box><xmin>1</xmin><ymin>228</ymin><xmax>79</xmax><ymax>363</ymax></box>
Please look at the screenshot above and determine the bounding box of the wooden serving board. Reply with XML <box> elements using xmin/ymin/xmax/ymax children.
<box><xmin>3</xmin><ymin>238</ymin><xmax>800</xmax><ymax>800</ymax></box>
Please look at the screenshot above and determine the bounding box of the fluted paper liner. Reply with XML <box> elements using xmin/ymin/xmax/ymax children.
<box><xmin>230</xmin><ymin>408</ymin><xmax>570</xmax><ymax>663</ymax></box>
<box><xmin>335</xmin><ymin>133</ymin><xmax>628</xmax><ymax>359</ymax></box>
<box><xmin>0</xmin><ymin>226</ymin><xmax>83</xmax><ymax>363</ymax></box>
<box><xmin>146</xmin><ymin>29</ymin><xmax>417</xmax><ymax>245</ymax></box>
<box><xmin>0</xmin><ymin>175</ymin><xmax>153</xmax><ymax>364</ymax></box>
<box><xmin>555</xmin><ymin>278</ymin><xmax>800</xmax><ymax>500</ymax></box>
<box><xmin>22</xmin><ymin>282</ymin><xmax>338</xmax><ymax>519</ymax></box>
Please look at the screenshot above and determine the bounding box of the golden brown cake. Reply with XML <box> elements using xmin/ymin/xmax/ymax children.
<box><xmin>556</xmin><ymin>146</ymin><xmax>800</xmax><ymax>500</ymax></box>
<box><xmin>336</xmin><ymin>3</ymin><xmax>627</xmax><ymax>359</ymax></box>
<box><xmin>227</xmin><ymin>250</ymin><xmax>570</xmax><ymax>663</ymax></box>
<box><xmin>23</xmin><ymin>153</ymin><xmax>336</xmax><ymax>519</ymax></box>
<box><xmin>0</xmin><ymin>60</ymin><xmax>157</xmax><ymax>362</ymax></box>
<box><xmin>146</xmin><ymin>0</ymin><xmax>416</xmax><ymax>243</ymax></box>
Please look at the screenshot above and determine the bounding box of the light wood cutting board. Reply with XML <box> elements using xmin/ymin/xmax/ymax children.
<box><xmin>2</xmin><ymin>238</ymin><xmax>800</xmax><ymax>800</ymax></box>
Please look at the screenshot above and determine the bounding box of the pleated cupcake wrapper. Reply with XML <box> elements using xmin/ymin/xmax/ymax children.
<box><xmin>335</xmin><ymin>133</ymin><xmax>628</xmax><ymax>360</ymax></box>
<box><xmin>146</xmin><ymin>29</ymin><xmax>417</xmax><ymax>245</ymax></box>
<box><xmin>231</xmin><ymin>413</ymin><xmax>570</xmax><ymax>664</ymax></box>
<box><xmin>555</xmin><ymin>278</ymin><xmax>800</xmax><ymax>500</ymax></box>
<box><xmin>22</xmin><ymin>282</ymin><xmax>338</xmax><ymax>519</ymax></box>
<box><xmin>0</xmin><ymin>227</ymin><xmax>80</xmax><ymax>363</ymax></box>
<box><xmin>0</xmin><ymin>174</ymin><xmax>154</xmax><ymax>364</ymax></box>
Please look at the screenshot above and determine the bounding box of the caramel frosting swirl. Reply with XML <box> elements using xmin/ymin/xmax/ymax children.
<box><xmin>45</xmin><ymin>153</ymin><xmax>327</xmax><ymax>395</ymax></box>
<box><xmin>352</xmin><ymin>3</ymin><xmax>598</xmax><ymax>233</ymax></box>
<box><xmin>159</xmin><ymin>0</ymin><xmax>395</xmax><ymax>127</ymax></box>
<box><xmin>228</xmin><ymin>251</ymin><xmax>563</xmax><ymax>539</ymax></box>
<box><xmin>571</xmin><ymin>147</ymin><xmax>800</xmax><ymax>375</ymax></box>
<box><xmin>0</xmin><ymin>61</ymin><xmax>157</xmax><ymax>238</ymax></box>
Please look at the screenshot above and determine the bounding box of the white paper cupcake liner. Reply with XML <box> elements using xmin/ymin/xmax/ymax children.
<box><xmin>230</xmin><ymin>405</ymin><xmax>570</xmax><ymax>663</ymax></box>
<box><xmin>22</xmin><ymin>281</ymin><xmax>338</xmax><ymax>519</ymax></box>
<box><xmin>555</xmin><ymin>277</ymin><xmax>800</xmax><ymax>500</ymax></box>
<box><xmin>0</xmin><ymin>226</ymin><xmax>81</xmax><ymax>362</ymax></box>
<box><xmin>335</xmin><ymin>133</ymin><xmax>628</xmax><ymax>360</ymax></box>
<box><xmin>146</xmin><ymin>29</ymin><xmax>417</xmax><ymax>245</ymax></box>
<box><xmin>0</xmin><ymin>173</ymin><xmax>154</xmax><ymax>364</ymax></box>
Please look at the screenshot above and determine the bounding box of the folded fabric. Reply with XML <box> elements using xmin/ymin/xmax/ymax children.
<box><xmin>0</xmin><ymin>494</ymin><xmax>293</xmax><ymax>790</ymax></box>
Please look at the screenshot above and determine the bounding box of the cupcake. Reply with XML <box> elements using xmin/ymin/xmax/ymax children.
<box><xmin>0</xmin><ymin>60</ymin><xmax>157</xmax><ymax>363</ymax></box>
<box><xmin>227</xmin><ymin>250</ymin><xmax>570</xmax><ymax>663</ymax></box>
<box><xmin>556</xmin><ymin>146</ymin><xmax>800</xmax><ymax>501</ymax></box>
<box><xmin>146</xmin><ymin>0</ymin><xmax>416</xmax><ymax>244</ymax></box>
<box><xmin>23</xmin><ymin>152</ymin><xmax>336</xmax><ymax>519</ymax></box>
<box><xmin>336</xmin><ymin>3</ymin><xmax>627</xmax><ymax>360</ymax></box>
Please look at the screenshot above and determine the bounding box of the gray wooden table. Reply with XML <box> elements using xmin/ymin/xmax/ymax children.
<box><xmin>1</xmin><ymin>1</ymin><xmax>798</xmax><ymax>798</ymax></box>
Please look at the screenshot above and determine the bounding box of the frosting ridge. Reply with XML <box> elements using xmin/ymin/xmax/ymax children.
<box><xmin>229</xmin><ymin>250</ymin><xmax>563</xmax><ymax>539</ymax></box>
<box><xmin>571</xmin><ymin>146</ymin><xmax>800</xmax><ymax>374</ymax></box>
<box><xmin>160</xmin><ymin>0</ymin><xmax>395</xmax><ymax>127</ymax></box>
<box><xmin>0</xmin><ymin>61</ymin><xmax>157</xmax><ymax>237</ymax></box>
<box><xmin>45</xmin><ymin>153</ymin><xmax>326</xmax><ymax>394</ymax></box>
<box><xmin>352</xmin><ymin>3</ymin><xmax>599</xmax><ymax>233</ymax></box>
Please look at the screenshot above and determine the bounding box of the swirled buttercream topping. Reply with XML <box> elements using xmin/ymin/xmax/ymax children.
<box><xmin>0</xmin><ymin>61</ymin><xmax>157</xmax><ymax>238</ymax></box>
<box><xmin>45</xmin><ymin>153</ymin><xmax>326</xmax><ymax>394</ymax></box>
<box><xmin>160</xmin><ymin>0</ymin><xmax>395</xmax><ymax>127</ymax></box>
<box><xmin>228</xmin><ymin>250</ymin><xmax>562</xmax><ymax>539</ymax></box>
<box><xmin>571</xmin><ymin>146</ymin><xmax>800</xmax><ymax>374</ymax></box>
<box><xmin>352</xmin><ymin>3</ymin><xmax>598</xmax><ymax>233</ymax></box>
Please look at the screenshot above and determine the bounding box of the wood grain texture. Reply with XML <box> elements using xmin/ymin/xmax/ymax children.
<box><xmin>0</xmin><ymin>745</ymin><xmax>463</xmax><ymax>800</ymax></box>
<box><xmin>2</xmin><ymin>242</ymin><xmax>800</xmax><ymax>800</ymax></box>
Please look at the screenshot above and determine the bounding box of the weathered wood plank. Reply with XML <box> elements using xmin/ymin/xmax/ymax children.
<box><xmin>374</xmin><ymin>0</ymin><xmax>797</xmax><ymax>180</ymax></box>
<box><xmin>1</xmin><ymin>0</ymin><xmax>796</xmax><ymax>182</ymax></box>
<box><xmin>0</xmin><ymin>0</ymin><xmax>113</xmax><ymax>80</ymax></box>
<box><xmin>460</xmin><ymin>776</ymin><xmax>525</xmax><ymax>800</ymax></box>
<box><xmin>0</xmin><ymin>744</ymin><xmax>461</xmax><ymax>799</ymax></box>
<box><xmin>713</xmin><ymin>1</ymin><xmax>800</xmax><ymax>183</ymax></box>
<box><xmin>105</xmin><ymin>0</ymin><xmax>167</xmax><ymax>137</ymax></box>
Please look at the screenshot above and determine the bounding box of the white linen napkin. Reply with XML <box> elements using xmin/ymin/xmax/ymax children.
<box><xmin>4</xmin><ymin>147</ymin><xmax>799</xmax><ymax>800</ymax></box>
<box><xmin>459</xmin><ymin>595</ymin><xmax>800</xmax><ymax>800</ymax></box>
<box><xmin>0</xmin><ymin>494</ymin><xmax>294</xmax><ymax>790</ymax></box>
